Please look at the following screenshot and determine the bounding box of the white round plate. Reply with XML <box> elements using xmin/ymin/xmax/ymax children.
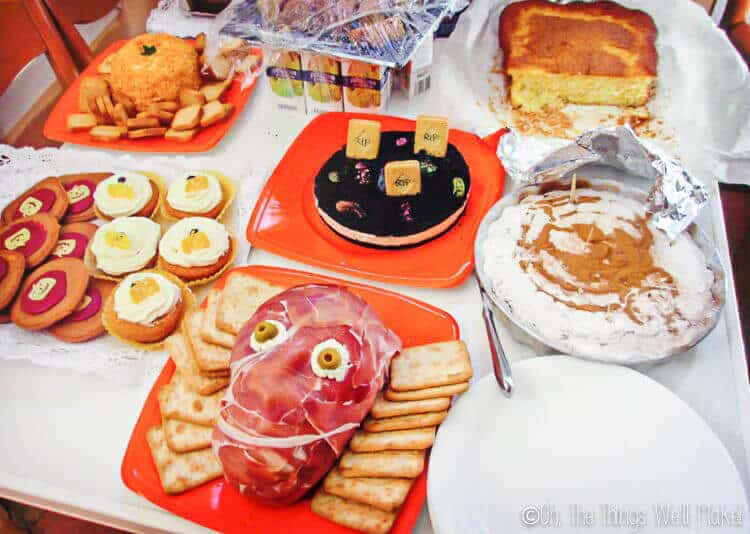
<box><xmin>428</xmin><ymin>357</ymin><xmax>747</xmax><ymax>534</ymax></box>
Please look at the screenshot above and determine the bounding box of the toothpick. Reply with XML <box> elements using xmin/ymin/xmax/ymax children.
<box><xmin>585</xmin><ymin>224</ymin><xmax>594</xmax><ymax>244</ymax></box>
<box><xmin>569</xmin><ymin>173</ymin><xmax>578</xmax><ymax>204</ymax></box>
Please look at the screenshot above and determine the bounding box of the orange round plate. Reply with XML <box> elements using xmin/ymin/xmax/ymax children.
<box><xmin>121</xmin><ymin>264</ymin><xmax>460</xmax><ymax>533</ymax></box>
<box><xmin>245</xmin><ymin>112</ymin><xmax>505</xmax><ymax>288</ymax></box>
<box><xmin>44</xmin><ymin>39</ymin><xmax>259</xmax><ymax>153</ymax></box>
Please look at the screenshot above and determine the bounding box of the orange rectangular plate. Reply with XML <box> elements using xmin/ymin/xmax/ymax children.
<box><xmin>44</xmin><ymin>39</ymin><xmax>258</xmax><ymax>153</ymax></box>
<box><xmin>121</xmin><ymin>265</ymin><xmax>459</xmax><ymax>533</ymax></box>
<box><xmin>245</xmin><ymin>112</ymin><xmax>505</xmax><ymax>288</ymax></box>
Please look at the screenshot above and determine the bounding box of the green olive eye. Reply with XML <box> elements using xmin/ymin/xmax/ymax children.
<box><xmin>254</xmin><ymin>321</ymin><xmax>278</xmax><ymax>343</ymax></box>
<box><xmin>317</xmin><ymin>348</ymin><xmax>342</xmax><ymax>370</ymax></box>
<box><xmin>310</xmin><ymin>339</ymin><xmax>350</xmax><ymax>381</ymax></box>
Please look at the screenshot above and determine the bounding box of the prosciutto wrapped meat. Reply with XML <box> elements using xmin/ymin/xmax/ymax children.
<box><xmin>213</xmin><ymin>284</ymin><xmax>401</xmax><ymax>506</ymax></box>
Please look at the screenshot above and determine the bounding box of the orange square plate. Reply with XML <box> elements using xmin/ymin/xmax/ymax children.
<box><xmin>121</xmin><ymin>264</ymin><xmax>460</xmax><ymax>533</ymax></box>
<box><xmin>245</xmin><ymin>112</ymin><xmax>505</xmax><ymax>288</ymax></box>
<box><xmin>44</xmin><ymin>39</ymin><xmax>258</xmax><ymax>152</ymax></box>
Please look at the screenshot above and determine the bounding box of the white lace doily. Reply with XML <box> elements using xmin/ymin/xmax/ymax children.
<box><xmin>147</xmin><ymin>0</ymin><xmax>216</xmax><ymax>38</ymax></box>
<box><xmin>0</xmin><ymin>144</ymin><xmax>267</xmax><ymax>385</ymax></box>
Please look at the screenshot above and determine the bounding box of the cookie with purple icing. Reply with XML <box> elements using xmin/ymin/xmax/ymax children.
<box><xmin>47</xmin><ymin>278</ymin><xmax>114</xmax><ymax>342</ymax></box>
<box><xmin>50</xmin><ymin>222</ymin><xmax>98</xmax><ymax>260</ymax></box>
<box><xmin>10</xmin><ymin>257</ymin><xmax>89</xmax><ymax>331</ymax></box>
<box><xmin>59</xmin><ymin>173</ymin><xmax>112</xmax><ymax>223</ymax></box>
<box><xmin>0</xmin><ymin>250</ymin><xmax>25</xmax><ymax>316</ymax></box>
<box><xmin>1</xmin><ymin>177</ymin><xmax>69</xmax><ymax>224</ymax></box>
<box><xmin>0</xmin><ymin>213</ymin><xmax>60</xmax><ymax>268</ymax></box>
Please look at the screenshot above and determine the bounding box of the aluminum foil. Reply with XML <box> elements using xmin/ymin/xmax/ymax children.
<box><xmin>499</xmin><ymin>125</ymin><xmax>709</xmax><ymax>239</ymax></box>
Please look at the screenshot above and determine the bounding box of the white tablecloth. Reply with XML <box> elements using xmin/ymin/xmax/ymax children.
<box><xmin>0</xmin><ymin>4</ymin><xmax>748</xmax><ymax>532</ymax></box>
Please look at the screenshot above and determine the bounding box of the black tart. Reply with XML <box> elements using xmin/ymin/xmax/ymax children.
<box><xmin>314</xmin><ymin>131</ymin><xmax>471</xmax><ymax>248</ymax></box>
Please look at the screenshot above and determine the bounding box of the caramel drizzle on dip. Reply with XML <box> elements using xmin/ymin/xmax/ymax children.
<box><xmin>517</xmin><ymin>193</ymin><xmax>681</xmax><ymax>328</ymax></box>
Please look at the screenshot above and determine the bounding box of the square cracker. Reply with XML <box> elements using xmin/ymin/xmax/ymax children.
<box><xmin>166</xmin><ymin>333</ymin><xmax>229</xmax><ymax>395</ymax></box>
<box><xmin>323</xmin><ymin>469</ymin><xmax>413</xmax><ymax>512</ymax></box>
<box><xmin>157</xmin><ymin>371</ymin><xmax>224</xmax><ymax>426</ymax></box>
<box><xmin>349</xmin><ymin>427</ymin><xmax>436</xmax><ymax>452</ymax></box>
<box><xmin>311</xmin><ymin>492</ymin><xmax>396</xmax><ymax>534</ymax></box>
<box><xmin>370</xmin><ymin>393</ymin><xmax>450</xmax><ymax>419</ymax></box>
<box><xmin>200</xmin><ymin>289</ymin><xmax>236</xmax><ymax>348</ymax></box>
<box><xmin>146</xmin><ymin>426</ymin><xmax>223</xmax><ymax>495</ymax></box>
<box><xmin>390</xmin><ymin>340</ymin><xmax>472</xmax><ymax>391</ymax></box>
<box><xmin>363</xmin><ymin>411</ymin><xmax>448</xmax><ymax>433</ymax></box>
<box><xmin>163</xmin><ymin>417</ymin><xmax>214</xmax><ymax>453</ymax></box>
<box><xmin>216</xmin><ymin>273</ymin><xmax>284</xmax><ymax>335</ymax></box>
<box><xmin>339</xmin><ymin>450</ymin><xmax>425</xmax><ymax>478</ymax></box>
<box><xmin>184</xmin><ymin>309</ymin><xmax>232</xmax><ymax>373</ymax></box>
<box><xmin>384</xmin><ymin>382</ymin><xmax>468</xmax><ymax>402</ymax></box>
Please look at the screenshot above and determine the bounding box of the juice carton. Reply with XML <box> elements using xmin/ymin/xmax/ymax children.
<box><xmin>301</xmin><ymin>52</ymin><xmax>344</xmax><ymax>114</ymax></box>
<box><xmin>265</xmin><ymin>49</ymin><xmax>306</xmax><ymax>113</ymax></box>
<box><xmin>341</xmin><ymin>59</ymin><xmax>391</xmax><ymax>113</ymax></box>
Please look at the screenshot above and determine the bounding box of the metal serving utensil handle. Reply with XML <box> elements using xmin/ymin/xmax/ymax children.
<box><xmin>479</xmin><ymin>286</ymin><xmax>514</xmax><ymax>397</ymax></box>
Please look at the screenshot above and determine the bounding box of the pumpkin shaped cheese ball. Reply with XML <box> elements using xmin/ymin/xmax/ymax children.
<box><xmin>108</xmin><ymin>33</ymin><xmax>201</xmax><ymax>111</ymax></box>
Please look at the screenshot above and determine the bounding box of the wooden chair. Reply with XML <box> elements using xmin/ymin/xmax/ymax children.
<box><xmin>1</xmin><ymin>0</ymin><xmax>121</xmax><ymax>94</ymax></box>
<box><xmin>1</xmin><ymin>0</ymin><xmax>121</xmax><ymax>146</ymax></box>
<box><xmin>0</xmin><ymin>0</ymin><xmax>79</xmax><ymax>95</ymax></box>
<box><xmin>40</xmin><ymin>0</ymin><xmax>124</xmax><ymax>72</ymax></box>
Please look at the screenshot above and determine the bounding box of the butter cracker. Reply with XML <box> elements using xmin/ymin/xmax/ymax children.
<box><xmin>323</xmin><ymin>469</ymin><xmax>413</xmax><ymax>512</ymax></box>
<box><xmin>200</xmin><ymin>289</ymin><xmax>235</xmax><ymax>348</ymax></box>
<box><xmin>216</xmin><ymin>273</ymin><xmax>284</xmax><ymax>334</ymax></box>
<box><xmin>157</xmin><ymin>371</ymin><xmax>224</xmax><ymax>426</ymax></box>
<box><xmin>166</xmin><ymin>332</ymin><xmax>229</xmax><ymax>395</ymax></box>
<box><xmin>184</xmin><ymin>309</ymin><xmax>231</xmax><ymax>373</ymax></box>
<box><xmin>390</xmin><ymin>340</ymin><xmax>472</xmax><ymax>391</ymax></box>
<box><xmin>146</xmin><ymin>425</ymin><xmax>222</xmax><ymax>495</ymax></box>
<box><xmin>349</xmin><ymin>427</ymin><xmax>436</xmax><ymax>452</ymax></box>
<box><xmin>311</xmin><ymin>491</ymin><xmax>395</xmax><ymax>534</ymax></box>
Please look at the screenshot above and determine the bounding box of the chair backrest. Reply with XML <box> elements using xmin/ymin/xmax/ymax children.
<box><xmin>40</xmin><ymin>0</ymin><xmax>119</xmax><ymax>70</ymax></box>
<box><xmin>0</xmin><ymin>0</ymin><xmax>119</xmax><ymax>97</ymax></box>
<box><xmin>0</xmin><ymin>0</ymin><xmax>87</xmax><ymax>95</ymax></box>
<box><xmin>0</xmin><ymin>0</ymin><xmax>78</xmax><ymax>95</ymax></box>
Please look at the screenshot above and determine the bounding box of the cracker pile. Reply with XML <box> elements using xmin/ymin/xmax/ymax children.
<box><xmin>147</xmin><ymin>272</ymin><xmax>285</xmax><ymax>494</ymax></box>
<box><xmin>312</xmin><ymin>340</ymin><xmax>472</xmax><ymax>534</ymax></box>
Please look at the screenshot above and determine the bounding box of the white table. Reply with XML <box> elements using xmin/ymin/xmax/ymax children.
<box><xmin>1</xmin><ymin>37</ymin><xmax>749</xmax><ymax>534</ymax></box>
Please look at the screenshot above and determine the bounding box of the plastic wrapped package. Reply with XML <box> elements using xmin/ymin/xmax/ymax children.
<box><xmin>208</xmin><ymin>0</ymin><xmax>462</xmax><ymax>68</ymax></box>
<box><xmin>212</xmin><ymin>284</ymin><xmax>402</xmax><ymax>506</ymax></box>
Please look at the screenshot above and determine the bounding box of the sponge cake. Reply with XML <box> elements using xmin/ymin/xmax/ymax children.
<box><xmin>499</xmin><ymin>0</ymin><xmax>657</xmax><ymax>111</ymax></box>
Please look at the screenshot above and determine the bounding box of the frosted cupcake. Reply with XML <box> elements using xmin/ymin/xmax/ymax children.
<box><xmin>93</xmin><ymin>172</ymin><xmax>161</xmax><ymax>220</ymax></box>
<box><xmin>158</xmin><ymin>217</ymin><xmax>234</xmax><ymax>284</ymax></box>
<box><xmin>89</xmin><ymin>217</ymin><xmax>161</xmax><ymax>277</ymax></box>
<box><xmin>163</xmin><ymin>172</ymin><xmax>229</xmax><ymax>220</ymax></box>
<box><xmin>103</xmin><ymin>271</ymin><xmax>187</xmax><ymax>344</ymax></box>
